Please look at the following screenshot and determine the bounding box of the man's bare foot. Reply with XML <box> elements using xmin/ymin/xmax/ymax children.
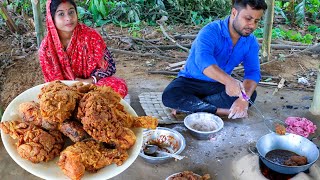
<box><xmin>171</xmin><ymin>109</ymin><xmax>177</xmax><ymax>116</ymax></box>
<box><xmin>215</xmin><ymin>108</ymin><xmax>230</xmax><ymax>117</ymax></box>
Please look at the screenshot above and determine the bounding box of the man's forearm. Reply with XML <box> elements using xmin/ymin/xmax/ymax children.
<box><xmin>203</xmin><ymin>65</ymin><xmax>233</xmax><ymax>85</ymax></box>
<box><xmin>243</xmin><ymin>79</ymin><xmax>257</xmax><ymax>97</ymax></box>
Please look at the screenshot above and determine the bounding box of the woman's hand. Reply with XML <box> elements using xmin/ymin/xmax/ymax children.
<box><xmin>75</xmin><ymin>78</ymin><xmax>93</xmax><ymax>84</ymax></box>
<box><xmin>228</xmin><ymin>98</ymin><xmax>249</xmax><ymax>119</ymax></box>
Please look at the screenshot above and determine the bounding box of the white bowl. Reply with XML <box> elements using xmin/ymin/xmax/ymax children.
<box><xmin>184</xmin><ymin>112</ymin><xmax>224</xmax><ymax>140</ymax></box>
<box><xmin>139</xmin><ymin>127</ymin><xmax>186</xmax><ymax>164</ymax></box>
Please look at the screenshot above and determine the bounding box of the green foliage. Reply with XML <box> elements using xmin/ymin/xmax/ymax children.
<box><xmin>253</xmin><ymin>27</ymin><xmax>315</xmax><ymax>44</ymax></box>
<box><xmin>0</xmin><ymin>106</ymin><xmax>3</xmax><ymax>120</ymax></box>
<box><xmin>5</xmin><ymin>0</ymin><xmax>46</xmax><ymax>17</ymax></box>
<box><xmin>0</xmin><ymin>0</ymin><xmax>318</xmax><ymax>45</ymax></box>
<box><xmin>128</xmin><ymin>23</ymin><xmax>142</xmax><ymax>37</ymax></box>
<box><xmin>307</xmin><ymin>25</ymin><xmax>320</xmax><ymax>33</ymax></box>
<box><xmin>305</xmin><ymin>0</ymin><xmax>320</xmax><ymax>21</ymax></box>
<box><xmin>274</xmin><ymin>2</ymin><xmax>289</xmax><ymax>24</ymax></box>
<box><xmin>165</xmin><ymin>0</ymin><xmax>231</xmax><ymax>24</ymax></box>
<box><xmin>275</xmin><ymin>0</ymin><xmax>319</xmax><ymax>26</ymax></box>
<box><xmin>294</xmin><ymin>0</ymin><xmax>306</xmax><ymax>27</ymax></box>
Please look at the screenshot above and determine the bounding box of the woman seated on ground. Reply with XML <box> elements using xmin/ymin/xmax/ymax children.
<box><xmin>39</xmin><ymin>0</ymin><xmax>127</xmax><ymax>97</ymax></box>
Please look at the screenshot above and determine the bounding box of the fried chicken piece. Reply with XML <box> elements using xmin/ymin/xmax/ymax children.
<box><xmin>284</xmin><ymin>155</ymin><xmax>308</xmax><ymax>166</ymax></box>
<box><xmin>58</xmin><ymin>140</ymin><xmax>128</xmax><ymax>180</ymax></box>
<box><xmin>113</xmin><ymin>108</ymin><xmax>158</xmax><ymax>129</ymax></box>
<box><xmin>78</xmin><ymin>92</ymin><xmax>136</xmax><ymax>150</ymax></box>
<box><xmin>275</xmin><ymin>123</ymin><xmax>286</xmax><ymax>135</ymax></box>
<box><xmin>18</xmin><ymin>101</ymin><xmax>58</xmax><ymax>130</ymax></box>
<box><xmin>71</xmin><ymin>82</ymin><xmax>96</xmax><ymax>94</ymax></box>
<box><xmin>59</xmin><ymin>120</ymin><xmax>90</xmax><ymax>142</ymax></box>
<box><xmin>38</xmin><ymin>81</ymin><xmax>81</xmax><ymax>123</ymax></box>
<box><xmin>132</xmin><ymin>116</ymin><xmax>158</xmax><ymax>129</ymax></box>
<box><xmin>93</xmin><ymin>85</ymin><xmax>122</xmax><ymax>108</ymax></box>
<box><xmin>0</xmin><ymin>120</ymin><xmax>64</xmax><ymax>163</ymax></box>
<box><xmin>116</xmin><ymin>127</ymin><xmax>137</xmax><ymax>150</ymax></box>
<box><xmin>0</xmin><ymin>120</ymin><xmax>33</xmax><ymax>139</ymax></box>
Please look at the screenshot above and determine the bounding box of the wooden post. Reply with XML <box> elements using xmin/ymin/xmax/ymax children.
<box><xmin>31</xmin><ymin>0</ymin><xmax>44</xmax><ymax>47</ymax></box>
<box><xmin>0</xmin><ymin>3</ymin><xmax>19</xmax><ymax>33</ymax></box>
<box><xmin>261</xmin><ymin>0</ymin><xmax>275</xmax><ymax>63</ymax></box>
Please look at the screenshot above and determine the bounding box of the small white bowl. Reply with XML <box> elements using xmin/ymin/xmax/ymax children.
<box><xmin>184</xmin><ymin>112</ymin><xmax>224</xmax><ymax>140</ymax></box>
<box><xmin>139</xmin><ymin>127</ymin><xmax>186</xmax><ymax>164</ymax></box>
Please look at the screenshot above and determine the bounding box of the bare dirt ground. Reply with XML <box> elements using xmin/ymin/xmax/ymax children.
<box><xmin>0</xmin><ymin>25</ymin><xmax>318</xmax><ymax>110</ymax></box>
<box><xmin>0</xmin><ymin>25</ymin><xmax>319</xmax><ymax>180</ymax></box>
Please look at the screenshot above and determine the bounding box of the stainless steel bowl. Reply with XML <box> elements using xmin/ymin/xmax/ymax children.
<box><xmin>184</xmin><ymin>112</ymin><xmax>224</xmax><ymax>140</ymax></box>
<box><xmin>139</xmin><ymin>127</ymin><xmax>186</xmax><ymax>164</ymax></box>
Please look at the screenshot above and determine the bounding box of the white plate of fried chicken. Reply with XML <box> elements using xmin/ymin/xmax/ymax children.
<box><xmin>1</xmin><ymin>81</ymin><xmax>158</xmax><ymax>180</ymax></box>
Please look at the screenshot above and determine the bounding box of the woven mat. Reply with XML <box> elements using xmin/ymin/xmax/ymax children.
<box><xmin>138</xmin><ymin>92</ymin><xmax>186</xmax><ymax>124</ymax></box>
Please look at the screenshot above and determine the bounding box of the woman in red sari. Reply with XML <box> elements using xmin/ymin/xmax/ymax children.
<box><xmin>39</xmin><ymin>0</ymin><xmax>128</xmax><ymax>97</ymax></box>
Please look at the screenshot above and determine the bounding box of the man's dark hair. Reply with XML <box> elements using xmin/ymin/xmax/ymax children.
<box><xmin>232</xmin><ymin>0</ymin><xmax>267</xmax><ymax>11</ymax></box>
<box><xmin>50</xmin><ymin>0</ymin><xmax>78</xmax><ymax>19</ymax></box>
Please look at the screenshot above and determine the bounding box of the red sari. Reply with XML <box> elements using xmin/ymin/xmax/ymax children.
<box><xmin>39</xmin><ymin>0</ymin><xmax>128</xmax><ymax>97</ymax></box>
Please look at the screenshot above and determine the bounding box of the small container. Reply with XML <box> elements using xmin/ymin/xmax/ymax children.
<box><xmin>184</xmin><ymin>112</ymin><xmax>224</xmax><ymax>140</ymax></box>
<box><xmin>139</xmin><ymin>127</ymin><xmax>186</xmax><ymax>164</ymax></box>
<box><xmin>165</xmin><ymin>171</ymin><xmax>201</xmax><ymax>180</ymax></box>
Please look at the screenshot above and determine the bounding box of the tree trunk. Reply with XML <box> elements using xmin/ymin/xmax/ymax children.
<box><xmin>310</xmin><ymin>68</ymin><xmax>320</xmax><ymax>115</ymax></box>
<box><xmin>31</xmin><ymin>0</ymin><xmax>44</xmax><ymax>47</ymax></box>
<box><xmin>261</xmin><ymin>0</ymin><xmax>275</xmax><ymax>63</ymax></box>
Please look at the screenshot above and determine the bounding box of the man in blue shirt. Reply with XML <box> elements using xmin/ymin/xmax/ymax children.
<box><xmin>162</xmin><ymin>0</ymin><xmax>267</xmax><ymax>119</ymax></box>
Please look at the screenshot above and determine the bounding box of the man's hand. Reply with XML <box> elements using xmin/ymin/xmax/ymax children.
<box><xmin>228</xmin><ymin>98</ymin><xmax>249</xmax><ymax>119</ymax></box>
<box><xmin>225</xmin><ymin>79</ymin><xmax>243</xmax><ymax>97</ymax></box>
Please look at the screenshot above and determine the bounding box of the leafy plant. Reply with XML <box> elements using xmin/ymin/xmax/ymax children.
<box><xmin>128</xmin><ymin>23</ymin><xmax>142</xmax><ymax>37</ymax></box>
<box><xmin>294</xmin><ymin>0</ymin><xmax>306</xmax><ymax>26</ymax></box>
<box><xmin>165</xmin><ymin>0</ymin><xmax>231</xmax><ymax>24</ymax></box>
<box><xmin>274</xmin><ymin>0</ymin><xmax>319</xmax><ymax>26</ymax></box>
<box><xmin>305</xmin><ymin>0</ymin><xmax>320</xmax><ymax>21</ymax></box>
<box><xmin>254</xmin><ymin>27</ymin><xmax>315</xmax><ymax>44</ymax></box>
<box><xmin>307</xmin><ymin>25</ymin><xmax>320</xmax><ymax>34</ymax></box>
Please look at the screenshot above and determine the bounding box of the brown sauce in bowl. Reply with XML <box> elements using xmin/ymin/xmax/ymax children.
<box><xmin>265</xmin><ymin>149</ymin><xmax>308</xmax><ymax>166</ymax></box>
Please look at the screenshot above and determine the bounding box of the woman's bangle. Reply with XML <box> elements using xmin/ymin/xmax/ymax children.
<box><xmin>91</xmin><ymin>76</ymin><xmax>97</xmax><ymax>84</ymax></box>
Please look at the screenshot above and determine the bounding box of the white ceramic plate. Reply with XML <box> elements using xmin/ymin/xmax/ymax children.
<box><xmin>1</xmin><ymin>80</ymin><xmax>143</xmax><ymax>180</ymax></box>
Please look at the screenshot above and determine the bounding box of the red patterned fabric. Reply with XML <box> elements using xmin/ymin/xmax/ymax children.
<box><xmin>39</xmin><ymin>0</ymin><xmax>128</xmax><ymax>97</ymax></box>
<box><xmin>96</xmin><ymin>77</ymin><xmax>128</xmax><ymax>97</ymax></box>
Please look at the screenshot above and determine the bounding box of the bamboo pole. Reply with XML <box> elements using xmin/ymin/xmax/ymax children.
<box><xmin>310</xmin><ymin>66</ymin><xmax>320</xmax><ymax>115</ymax></box>
<box><xmin>0</xmin><ymin>3</ymin><xmax>18</xmax><ymax>33</ymax></box>
<box><xmin>31</xmin><ymin>0</ymin><xmax>44</xmax><ymax>47</ymax></box>
<box><xmin>261</xmin><ymin>0</ymin><xmax>275</xmax><ymax>63</ymax></box>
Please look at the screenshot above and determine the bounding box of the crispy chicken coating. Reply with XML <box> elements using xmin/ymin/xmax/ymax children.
<box><xmin>18</xmin><ymin>101</ymin><xmax>58</xmax><ymax>130</ymax></box>
<box><xmin>58</xmin><ymin>140</ymin><xmax>128</xmax><ymax>180</ymax></box>
<box><xmin>0</xmin><ymin>120</ymin><xmax>33</xmax><ymax>139</ymax></box>
<box><xmin>71</xmin><ymin>82</ymin><xmax>96</xmax><ymax>94</ymax></box>
<box><xmin>113</xmin><ymin>108</ymin><xmax>158</xmax><ymax>129</ymax></box>
<box><xmin>77</xmin><ymin>91</ymin><xmax>136</xmax><ymax>150</ymax></box>
<box><xmin>275</xmin><ymin>123</ymin><xmax>286</xmax><ymax>135</ymax></box>
<box><xmin>0</xmin><ymin>120</ymin><xmax>64</xmax><ymax>163</ymax></box>
<box><xmin>38</xmin><ymin>81</ymin><xmax>81</xmax><ymax>123</ymax></box>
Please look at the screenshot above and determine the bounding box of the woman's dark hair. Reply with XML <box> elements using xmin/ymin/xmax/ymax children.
<box><xmin>50</xmin><ymin>0</ymin><xmax>77</xmax><ymax>19</ymax></box>
<box><xmin>232</xmin><ymin>0</ymin><xmax>267</xmax><ymax>11</ymax></box>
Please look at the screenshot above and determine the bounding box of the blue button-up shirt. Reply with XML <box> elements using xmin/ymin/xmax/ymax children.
<box><xmin>178</xmin><ymin>16</ymin><xmax>261</xmax><ymax>83</ymax></box>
